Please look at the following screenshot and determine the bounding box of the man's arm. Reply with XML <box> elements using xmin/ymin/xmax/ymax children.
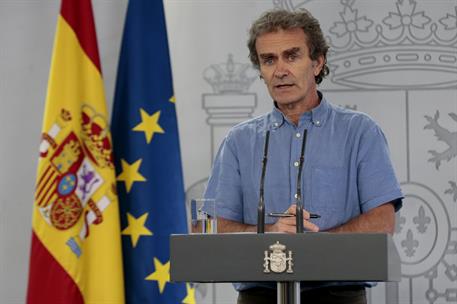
<box><xmin>327</xmin><ymin>202</ymin><xmax>396</xmax><ymax>234</ymax></box>
<box><xmin>217</xmin><ymin>204</ymin><xmax>319</xmax><ymax>233</ymax></box>
<box><xmin>217</xmin><ymin>217</ymin><xmax>257</xmax><ymax>233</ymax></box>
<box><xmin>216</xmin><ymin>202</ymin><xmax>395</xmax><ymax>234</ymax></box>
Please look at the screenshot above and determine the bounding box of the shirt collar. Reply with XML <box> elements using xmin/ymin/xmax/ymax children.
<box><xmin>269</xmin><ymin>91</ymin><xmax>330</xmax><ymax>130</ymax></box>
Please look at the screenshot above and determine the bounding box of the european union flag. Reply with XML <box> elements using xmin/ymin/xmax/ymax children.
<box><xmin>111</xmin><ymin>1</ymin><xmax>194</xmax><ymax>303</ymax></box>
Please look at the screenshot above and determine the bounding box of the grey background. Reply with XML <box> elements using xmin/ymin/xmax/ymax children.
<box><xmin>1</xmin><ymin>0</ymin><xmax>456</xmax><ymax>303</ymax></box>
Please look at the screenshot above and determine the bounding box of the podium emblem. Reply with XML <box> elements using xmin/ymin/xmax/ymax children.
<box><xmin>263</xmin><ymin>241</ymin><xmax>293</xmax><ymax>273</ymax></box>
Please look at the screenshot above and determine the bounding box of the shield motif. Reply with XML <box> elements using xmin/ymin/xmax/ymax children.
<box><xmin>270</xmin><ymin>252</ymin><xmax>287</xmax><ymax>273</ymax></box>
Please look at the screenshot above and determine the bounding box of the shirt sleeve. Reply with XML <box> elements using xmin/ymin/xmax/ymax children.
<box><xmin>204</xmin><ymin>131</ymin><xmax>244</xmax><ymax>222</ymax></box>
<box><xmin>357</xmin><ymin>124</ymin><xmax>403</xmax><ymax>212</ymax></box>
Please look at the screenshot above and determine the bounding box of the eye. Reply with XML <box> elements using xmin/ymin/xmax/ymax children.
<box><xmin>287</xmin><ymin>54</ymin><xmax>297</xmax><ymax>61</ymax></box>
<box><xmin>262</xmin><ymin>57</ymin><xmax>274</xmax><ymax>65</ymax></box>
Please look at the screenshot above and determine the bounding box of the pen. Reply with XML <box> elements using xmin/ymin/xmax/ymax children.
<box><xmin>268</xmin><ymin>212</ymin><xmax>321</xmax><ymax>219</ymax></box>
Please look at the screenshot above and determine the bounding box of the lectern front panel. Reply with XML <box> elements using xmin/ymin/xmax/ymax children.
<box><xmin>170</xmin><ymin>233</ymin><xmax>401</xmax><ymax>283</ymax></box>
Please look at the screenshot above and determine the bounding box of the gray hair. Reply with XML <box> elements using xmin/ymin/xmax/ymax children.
<box><xmin>247</xmin><ymin>9</ymin><xmax>329</xmax><ymax>84</ymax></box>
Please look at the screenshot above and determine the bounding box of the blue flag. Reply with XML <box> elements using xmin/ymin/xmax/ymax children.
<box><xmin>111</xmin><ymin>1</ymin><xmax>193</xmax><ymax>303</ymax></box>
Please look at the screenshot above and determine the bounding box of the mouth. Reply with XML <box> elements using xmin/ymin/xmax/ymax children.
<box><xmin>274</xmin><ymin>83</ymin><xmax>294</xmax><ymax>90</ymax></box>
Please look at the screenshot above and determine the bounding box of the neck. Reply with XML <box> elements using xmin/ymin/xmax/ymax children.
<box><xmin>277</xmin><ymin>91</ymin><xmax>320</xmax><ymax>125</ymax></box>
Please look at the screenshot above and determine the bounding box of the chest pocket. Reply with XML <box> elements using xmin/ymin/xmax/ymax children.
<box><xmin>310</xmin><ymin>166</ymin><xmax>348</xmax><ymax>230</ymax></box>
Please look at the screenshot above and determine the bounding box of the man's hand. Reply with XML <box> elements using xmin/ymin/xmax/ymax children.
<box><xmin>216</xmin><ymin>204</ymin><xmax>319</xmax><ymax>233</ymax></box>
<box><xmin>266</xmin><ymin>204</ymin><xmax>319</xmax><ymax>233</ymax></box>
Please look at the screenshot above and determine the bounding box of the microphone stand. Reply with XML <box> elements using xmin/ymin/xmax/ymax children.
<box><xmin>295</xmin><ymin>129</ymin><xmax>307</xmax><ymax>234</ymax></box>
<box><xmin>257</xmin><ymin>130</ymin><xmax>270</xmax><ymax>234</ymax></box>
<box><xmin>278</xmin><ymin>129</ymin><xmax>307</xmax><ymax>304</ymax></box>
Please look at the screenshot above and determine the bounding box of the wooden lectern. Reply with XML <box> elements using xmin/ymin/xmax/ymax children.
<box><xmin>170</xmin><ymin>233</ymin><xmax>401</xmax><ymax>304</ymax></box>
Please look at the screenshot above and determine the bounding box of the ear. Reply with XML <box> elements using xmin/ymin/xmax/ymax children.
<box><xmin>312</xmin><ymin>55</ymin><xmax>325</xmax><ymax>77</ymax></box>
<box><xmin>259</xmin><ymin>73</ymin><xmax>266</xmax><ymax>83</ymax></box>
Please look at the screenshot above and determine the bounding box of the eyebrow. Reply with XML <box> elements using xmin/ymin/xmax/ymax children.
<box><xmin>258</xmin><ymin>53</ymin><xmax>276</xmax><ymax>60</ymax></box>
<box><xmin>283</xmin><ymin>47</ymin><xmax>301</xmax><ymax>56</ymax></box>
<box><xmin>258</xmin><ymin>47</ymin><xmax>303</xmax><ymax>59</ymax></box>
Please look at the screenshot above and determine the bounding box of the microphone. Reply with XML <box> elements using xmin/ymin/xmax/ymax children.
<box><xmin>295</xmin><ymin>129</ymin><xmax>307</xmax><ymax>233</ymax></box>
<box><xmin>257</xmin><ymin>130</ymin><xmax>270</xmax><ymax>233</ymax></box>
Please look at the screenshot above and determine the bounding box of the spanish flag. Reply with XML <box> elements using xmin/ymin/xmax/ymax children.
<box><xmin>26</xmin><ymin>0</ymin><xmax>124</xmax><ymax>303</ymax></box>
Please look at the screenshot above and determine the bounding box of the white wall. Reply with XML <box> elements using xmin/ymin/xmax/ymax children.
<box><xmin>1</xmin><ymin>0</ymin><xmax>456</xmax><ymax>303</ymax></box>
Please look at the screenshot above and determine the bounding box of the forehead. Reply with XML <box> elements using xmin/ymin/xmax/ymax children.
<box><xmin>255</xmin><ymin>28</ymin><xmax>308</xmax><ymax>55</ymax></box>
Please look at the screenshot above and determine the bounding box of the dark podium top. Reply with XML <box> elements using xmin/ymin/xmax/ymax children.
<box><xmin>170</xmin><ymin>232</ymin><xmax>401</xmax><ymax>283</ymax></box>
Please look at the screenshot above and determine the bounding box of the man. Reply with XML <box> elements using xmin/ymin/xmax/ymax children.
<box><xmin>204</xmin><ymin>8</ymin><xmax>403</xmax><ymax>304</ymax></box>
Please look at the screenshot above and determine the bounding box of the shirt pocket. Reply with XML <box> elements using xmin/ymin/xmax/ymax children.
<box><xmin>310</xmin><ymin>166</ymin><xmax>348</xmax><ymax>230</ymax></box>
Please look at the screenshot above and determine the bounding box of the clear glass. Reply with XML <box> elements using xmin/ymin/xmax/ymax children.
<box><xmin>190</xmin><ymin>198</ymin><xmax>217</xmax><ymax>234</ymax></box>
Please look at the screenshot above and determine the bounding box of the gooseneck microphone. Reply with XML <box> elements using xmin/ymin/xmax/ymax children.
<box><xmin>295</xmin><ymin>129</ymin><xmax>307</xmax><ymax>233</ymax></box>
<box><xmin>257</xmin><ymin>130</ymin><xmax>270</xmax><ymax>234</ymax></box>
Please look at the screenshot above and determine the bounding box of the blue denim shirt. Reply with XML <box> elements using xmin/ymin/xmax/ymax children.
<box><xmin>204</xmin><ymin>93</ymin><xmax>403</xmax><ymax>290</ymax></box>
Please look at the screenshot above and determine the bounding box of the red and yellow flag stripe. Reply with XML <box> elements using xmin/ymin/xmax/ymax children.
<box><xmin>27</xmin><ymin>1</ymin><xmax>124</xmax><ymax>303</ymax></box>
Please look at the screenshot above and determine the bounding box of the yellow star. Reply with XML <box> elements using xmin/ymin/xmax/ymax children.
<box><xmin>116</xmin><ymin>159</ymin><xmax>146</xmax><ymax>193</ymax></box>
<box><xmin>169</xmin><ymin>96</ymin><xmax>176</xmax><ymax>103</ymax></box>
<box><xmin>145</xmin><ymin>258</ymin><xmax>170</xmax><ymax>293</ymax></box>
<box><xmin>132</xmin><ymin>108</ymin><xmax>165</xmax><ymax>143</ymax></box>
<box><xmin>182</xmin><ymin>283</ymin><xmax>196</xmax><ymax>304</ymax></box>
<box><xmin>121</xmin><ymin>212</ymin><xmax>153</xmax><ymax>247</ymax></box>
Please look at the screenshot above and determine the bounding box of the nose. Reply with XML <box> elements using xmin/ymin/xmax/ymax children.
<box><xmin>273</xmin><ymin>60</ymin><xmax>289</xmax><ymax>79</ymax></box>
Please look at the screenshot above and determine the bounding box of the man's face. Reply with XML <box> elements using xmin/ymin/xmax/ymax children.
<box><xmin>256</xmin><ymin>28</ymin><xmax>324</xmax><ymax>109</ymax></box>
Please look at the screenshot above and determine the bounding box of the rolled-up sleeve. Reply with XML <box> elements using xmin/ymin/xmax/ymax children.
<box><xmin>204</xmin><ymin>132</ymin><xmax>244</xmax><ymax>221</ymax></box>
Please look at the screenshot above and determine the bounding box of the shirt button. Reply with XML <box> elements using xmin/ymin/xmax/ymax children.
<box><xmin>274</xmin><ymin>122</ymin><xmax>279</xmax><ymax>127</ymax></box>
<box><xmin>294</xmin><ymin>193</ymin><xmax>298</xmax><ymax>199</ymax></box>
<box><xmin>315</xmin><ymin>120</ymin><xmax>321</xmax><ymax>126</ymax></box>
<box><xmin>294</xmin><ymin>161</ymin><xmax>299</xmax><ymax>167</ymax></box>
<box><xmin>296</xmin><ymin>132</ymin><xmax>301</xmax><ymax>138</ymax></box>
